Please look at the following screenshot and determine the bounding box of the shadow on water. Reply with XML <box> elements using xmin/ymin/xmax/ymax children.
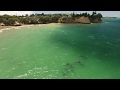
<box><xmin>47</xmin><ymin>23</ymin><xmax>120</xmax><ymax>78</ymax></box>
<box><xmin>51</xmin><ymin>25</ymin><xmax>112</xmax><ymax>55</ymax></box>
<box><xmin>49</xmin><ymin>24</ymin><xmax>120</xmax><ymax>65</ymax></box>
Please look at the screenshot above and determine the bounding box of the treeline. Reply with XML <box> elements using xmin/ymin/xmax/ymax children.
<box><xmin>0</xmin><ymin>11</ymin><xmax>102</xmax><ymax>26</ymax></box>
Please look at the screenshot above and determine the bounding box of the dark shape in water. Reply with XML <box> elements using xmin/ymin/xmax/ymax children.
<box><xmin>80</xmin><ymin>56</ymin><xmax>86</xmax><ymax>59</ymax></box>
<box><xmin>65</xmin><ymin>63</ymin><xmax>73</xmax><ymax>68</ymax></box>
<box><xmin>63</xmin><ymin>63</ymin><xmax>74</xmax><ymax>77</ymax></box>
<box><xmin>76</xmin><ymin>60</ymin><xmax>84</xmax><ymax>66</ymax></box>
<box><xmin>76</xmin><ymin>61</ymin><xmax>81</xmax><ymax>64</ymax></box>
<box><xmin>79</xmin><ymin>56</ymin><xmax>87</xmax><ymax>60</ymax></box>
<box><xmin>62</xmin><ymin>72</ymin><xmax>67</xmax><ymax>77</ymax></box>
<box><xmin>66</xmin><ymin>63</ymin><xmax>70</xmax><ymax>65</ymax></box>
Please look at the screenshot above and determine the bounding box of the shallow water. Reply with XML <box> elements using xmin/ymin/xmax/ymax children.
<box><xmin>0</xmin><ymin>18</ymin><xmax>120</xmax><ymax>79</ymax></box>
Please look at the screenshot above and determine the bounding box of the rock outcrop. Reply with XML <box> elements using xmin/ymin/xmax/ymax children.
<box><xmin>14</xmin><ymin>21</ymin><xmax>21</xmax><ymax>26</ymax></box>
<box><xmin>75</xmin><ymin>16</ymin><xmax>91</xmax><ymax>24</ymax></box>
<box><xmin>60</xmin><ymin>16</ymin><xmax>102</xmax><ymax>24</ymax></box>
<box><xmin>89</xmin><ymin>17</ymin><xmax>102</xmax><ymax>23</ymax></box>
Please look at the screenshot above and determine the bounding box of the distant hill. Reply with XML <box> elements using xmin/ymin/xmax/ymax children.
<box><xmin>103</xmin><ymin>17</ymin><xmax>117</xmax><ymax>18</ymax></box>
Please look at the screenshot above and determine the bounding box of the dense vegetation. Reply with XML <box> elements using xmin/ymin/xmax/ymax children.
<box><xmin>0</xmin><ymin>11</ymin><xmax>102</xmax><ymax>26</ymax></box>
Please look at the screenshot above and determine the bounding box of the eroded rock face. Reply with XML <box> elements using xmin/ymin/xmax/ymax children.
<box><xmin>60</xmin><ymin>16</ymin><xmax>102</xmax><ymax>24</ymax></box>
<box><xmin>90</xmin><ymin>17</ymin><xmax>102</xmax><ymax>23</ymax></box>
<box><xmin>75</xmin><ymin>16</ymin><xmax>91</xmax><ymax>24</ymax></box>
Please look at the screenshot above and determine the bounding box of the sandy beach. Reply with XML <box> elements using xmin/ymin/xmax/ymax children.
<box><xmin>0</xmin><ymin>23</ymin><xmax>61</xmax><ymax>30</ymax></box>
<box><xmin>0</xmin><ymin>26</ymin><xmax>14</xmax><ymax>30</ymax></box>
<box><xmin>0</xmin><ymin>23</ymin><xmax>63</xmax><ymax>33</ymax></box>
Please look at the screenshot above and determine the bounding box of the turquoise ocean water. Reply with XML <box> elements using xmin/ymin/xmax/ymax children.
<box><xmin>0</xmin><ymin>18</ymin><xmax>120</xmax><ymax>79</ymax></box>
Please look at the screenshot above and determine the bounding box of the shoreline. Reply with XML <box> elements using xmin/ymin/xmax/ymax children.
<box><xmin>0</xmin><ymin>26</ymin><xmax>14</xmax><ymax>30</ymax></box>
<box><xmin>0</xmin><ymin>23</ymin><xmax>62</xmax><ymax>30</ymax></box>
<box><xmin>0</xmin><ymin>22</ymin><xmax>100</xmax><ymax>33</ymax></box>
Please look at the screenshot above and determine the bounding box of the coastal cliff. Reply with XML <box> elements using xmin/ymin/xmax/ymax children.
<box><xmin>89</xmin><ymin>17</ymin><xmax>102</xmax><ymax>23</ymax></box>
<box><xmin>0</xmin><ymin>11</ymin><xmax>102</xmax><ymax>26</ymax></box>
<box><xmin>75</xmin><ymin>16</ymin><xmax>91</xmax><ymax>24</ymax></box>
<box><xmin>59</xmin><ymin>16</ymin><xmax>102</xmax><ymax>24</ymax></box>
<box><xmin>59</xmin><ymin>12</ymin><xmax>102</xmax><ymax>24</ymax></box>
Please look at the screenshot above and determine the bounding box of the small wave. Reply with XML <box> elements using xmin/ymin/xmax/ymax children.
<box><xmin>15</xmin><ymin>66</ymin><xmax>48</xmax><ymax>78</ymax></box>
<box><xmin>88</xmin><ymin>35</ymin><xmax>94</xmax><ymax>39</ymax></box>
<box><xmin>105</xmin><ymin>22</ymin><xmax>109</xmax><ymax>23</ymax></box>
<box><xmin>0</xmin><ymin>27</ymin><xmax>22</xmax><ymax>34</ymax></box>
<box><xmin>12</xmin><ymin>27</ymin><xmax>21</xmax><ymax>30</ymax></box>
<box><xmin>107</xmin><ymin>42</ymin><xmax>113</xmax><ymax>45</ymax></box>
<box><xmin>1</xmin><ymin>48</ymin><xmax>7</xmax><ymax>50</ymax></box>
<box><xmin>14</xmin><ymin>73</ymin><xmax>28</xmax><ymax>79</ymax></box>
<box><xmin>0</xmin><ymin>28</ymin><xmax>11</xmax><ymax>31</ymax></box>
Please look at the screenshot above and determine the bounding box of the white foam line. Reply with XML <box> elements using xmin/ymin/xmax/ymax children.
<box><xmin>0</xmin><ymin>26</ymin><xmax>24</xmax><ymax>34</ymax></box>
<box><xmin>1</xmin><ymin>28</ymin><xmax>11</xmax><ymax>31</ymax></box>
<box><xmin>0</xmin><ymin>24</ymin><xmax>44</xmax><ymax>34</ymax></box>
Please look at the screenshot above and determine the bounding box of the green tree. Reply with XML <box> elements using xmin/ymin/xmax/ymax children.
<box><xmin>92</xmin><ymin>11</ymin><xmax>96</xmax><ymax>16</ymax></box>
<box><xmin>96</xmin><ymin>13</ymin><xmax>102</xmax><ymax>18</ymax></box>
<box><xmin>8</xmin><ymin>18</ymin><xmax>15</xmax><ymax>25</ymax></box>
